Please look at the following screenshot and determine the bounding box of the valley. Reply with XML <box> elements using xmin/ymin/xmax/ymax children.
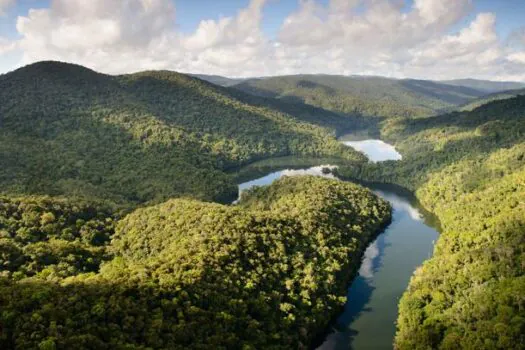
<box><xmin>0</xmin><ymin>61</ymin><xmax>524</xmax><ymax>350</ymax></box>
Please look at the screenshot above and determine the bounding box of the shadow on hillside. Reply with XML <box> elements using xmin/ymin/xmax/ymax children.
<box><xmin>400</xmin><ymin>79</ymin><xmax>484</xmax><ymax>105</ymax></box>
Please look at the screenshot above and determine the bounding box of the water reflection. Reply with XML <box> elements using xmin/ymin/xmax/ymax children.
<box><xmin>237</xmin><ymin>165</ymin><xmax>335</xmax><ymax>201</ymax></box>
<box><xmin>343</xmin><ymin>140</ymin><xmax>402</xmax><ymax>162</ymax></box>
<box><xmin>375</xmin><ymin>190</ymin><xmax>423</xmax><ymax>222</ymax></box>
<box><xmin>319</xmin><ymin>186</ymin><xmax>438</xmax><ymax>350</ymax></box>
<box><xmin>358</xmin><ymin>238</ymin><xmax>381</xmax><ymax>279</ymax></box>
<box><xmin>281</xmin><ymin>165</ymin><xmax>337</xmax><ymax>178</ymax></box>
<box><xmin>234</xmin><ymin>152</ymin><xmax>439</xmax><ymax>350</ymax></box>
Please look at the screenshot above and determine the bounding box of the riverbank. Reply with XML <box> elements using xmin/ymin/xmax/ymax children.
<box><xmin>234</xmin><ymin>144</ymin><xmax>440</xmax><ymax>349</ymax></box>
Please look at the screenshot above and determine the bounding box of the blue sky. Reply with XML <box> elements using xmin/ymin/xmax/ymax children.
<box><xmin>1</xmin><ymin>0</ymin><xmax>525</xmax><ymax>80</ymax></box>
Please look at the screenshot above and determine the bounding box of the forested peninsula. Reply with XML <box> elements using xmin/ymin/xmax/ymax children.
<box><xmin>0</xmin><ymin>177</ymin><xmax>390</xmax><ymax>349</ymax></box>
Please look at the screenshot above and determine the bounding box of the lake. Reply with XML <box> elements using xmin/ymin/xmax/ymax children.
<box><xmin>235</xmin><ymin>139</ymin><xmax>439</xmax><ymax>349</ymax></box>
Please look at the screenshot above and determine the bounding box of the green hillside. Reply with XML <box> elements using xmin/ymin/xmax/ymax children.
<box><xmin>457</xmin><ymin>88</ymin><xmax>525</xmax><ymax>112</ymax></box>
<box><xmin>0</xmin><ymin>176</ymin><xmax>391</xmax><ymax>349</ymax></box>
<box><xmin>2</xmin><ymin>60</ymin><xmax>524</xmax><ymax>350</ymax></box>
<box><xmin>232</xmin><ymin>75</ymin><xmax>485</xmax><ymax>120</ymax></box>
<box><xmin>0</xmin><ymin>62</ymin><xmax>393</xmax><ymax>349</ymax></box>
<box><xmin>337</xmin><ymin>96</ymin><xmax>525</xmax><ymax>349</ymax></box>
<box><xmin>0</xmin><ymin>61</ymin><xmax>363</xmax><ymax>205</ymax></box>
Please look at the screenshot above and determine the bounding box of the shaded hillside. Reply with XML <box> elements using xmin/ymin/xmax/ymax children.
<box><xmin>0</xmin><ymin>61</ymin><xmax>363</xmax><ymax>205</ymax></box>
<box><xmin>337</xmin><ymin>96</ymin><xmax>525</xmax><ymax>349</ymax></box>
<box><xmin>191</xmin><ymin>74</ymin><xmax>361</xmax><ymax>133</ymax></box>
<box><xmin>440</xmin><ymin>78</ymin><xmax>525</xmax><ymax>93</ymax></box>
<box><xmin>457</xmin><ymin>88</ymin><xmax>525</xmax><ymax>112</ymax></box>
<box><xmin>232</xmin><ymin>75</ymin><xmax>485</xmax><ymax>120</ymax></box>
<box><xmin>0</xmin><ymin>176</ymin><xmax>391</xmax><ymax>349</ymax></box>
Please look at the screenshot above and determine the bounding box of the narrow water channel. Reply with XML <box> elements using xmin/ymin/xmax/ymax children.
<box><xmin>235</xmin><ymin>139</ymin><xmax>440</xmax><ymax>350</ymax></box>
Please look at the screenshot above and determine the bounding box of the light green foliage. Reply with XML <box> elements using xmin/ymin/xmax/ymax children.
<box><xmin>0</xmin><ymin>196</ymin><xmax>115</xmax><ymax>279</ymax></box>
<box><xmin>0</xmin><ymin>176</ymin><xmax>391</xmax><ymax>349</ymax></box>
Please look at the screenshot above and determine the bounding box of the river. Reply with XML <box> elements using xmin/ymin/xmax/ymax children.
<box><xmin>235</xmin><ymin>139</ymin><xmax>439</xmax><ymax>349</ymax></box>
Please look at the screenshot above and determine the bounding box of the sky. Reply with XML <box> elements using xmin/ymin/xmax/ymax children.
<box><xmin>0</xmin><ymin>0</ymin><xmax>525</xmax><ymax>81</ymax></box>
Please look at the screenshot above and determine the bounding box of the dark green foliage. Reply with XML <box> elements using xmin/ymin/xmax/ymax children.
<box><xmin>337</xmin><ymin>95</ymin><xmax>525</xmax><ymax>349</ymax></box>
<box><xmin>233</xmin><ymin>75</ymin><xmax>485</xmax><ymax>121</ymax></box>
<box><xmin>0</xmin><ymin>61</ymin><xmax>363</xmax><ymax>205</ymax></box>
<box><xmin>0</xmin><ymin>176</ymin><xmax>391</xmax><ymax>349</ymax></box>
<box><xmin>457</xmin><ymin>88</ymin><xmax>525</xmax><ymax>112</ymax></box>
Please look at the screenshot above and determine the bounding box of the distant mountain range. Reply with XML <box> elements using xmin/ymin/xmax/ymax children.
<box><xmin>194</xmin><ymin>73</ymin><xmax>523</xmax><ymax>120</ymax></box>
<box><xmin>230</xmin><ymin>74</ymin><xmax>486</xmax><ymax>119</ymax></box>
<box><xmin>438</xmin><ymin>78</ymin><xmax>525</xmax><ymax>93</ymax></box>
<box><xmin>188</xmin><ymin>73</ymin><xmax>247</xmax><ymax>87</ymax></box>
<box><xmin>456</xmin><ymin>87</ymin><xmax>525</xmax><ymax>111</ymax></box>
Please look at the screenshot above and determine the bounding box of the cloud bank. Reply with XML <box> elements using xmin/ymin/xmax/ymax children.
<box><xmin>2</xmin><ymin>0</ymin><xmax>525</xmax><ymax>80</ymax></box>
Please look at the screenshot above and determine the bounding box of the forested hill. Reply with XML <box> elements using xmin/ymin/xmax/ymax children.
<box><xmin>0</xmin><ymin>61</ymin><xmax>363</xmax><ymax>205</ymax></box>
<box><xmin>457</xmin><ymin>88</ymin><xmax>525</xmax><ymax>112</ymax></box>
<box><xmin>337</xmin><ymin>95</ymin><xmax>525</xmax><ymax>349</ymax></box>
<box><xmin>0</xmin><ymin>176</ymin><xmax>391</xmax><ymax>349</ymax></box>
<box><xmin>231</xmin><ymin>74</ymin><xmax>486</xmax><ymax>119</ymax></box>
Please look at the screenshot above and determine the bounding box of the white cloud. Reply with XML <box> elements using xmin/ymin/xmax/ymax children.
<box><xmin>1</xmin><ymin>0</ymin><xmax>525</xmax><ymax>81</ymax></box>
<box><xmin>15</xmin><ymin>0</ymin><xmax>179</xmax><ymax>73</ymax></box>
<box><xmin>179</xmin><ymin>0</ymin><xmax>273</xmax><ymax>76</ymax></box>
<box><xmin>409</xmin><ymin>13</ymin><xmax>498</xmax><ymax>66</ymax></box>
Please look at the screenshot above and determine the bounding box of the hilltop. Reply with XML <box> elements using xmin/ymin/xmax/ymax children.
<box><xmin>0</xmin><ymin>61</ymin><xmax>363</xmax><ymax>205</ymax></box>
<box><xmin>457</xmin><ymin>87</ymin><xmax>525</xmax><ymax>112</ymax></box>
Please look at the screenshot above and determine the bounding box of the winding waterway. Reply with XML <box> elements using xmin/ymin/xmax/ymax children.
<box><xmin>235</xmin><ymin>139</ymin><xmax>440</xmax><ymax>349</ymax></box>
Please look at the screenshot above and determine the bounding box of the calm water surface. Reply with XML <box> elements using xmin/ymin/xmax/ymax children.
<box><xmin>236</xmin><ymin>139</ymin><xmax>439</xmax><ymax>350</ymax></box>
<box><xmin>342</xmin><ymin>140</ymin><xmax>402</xmax><ymax>162</ymax></box>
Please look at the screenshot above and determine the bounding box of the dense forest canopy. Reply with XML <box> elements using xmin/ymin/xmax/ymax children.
<box><xmin>0</xmin><ymin>61</ymin><xmax>395</xmax><ymax>349</ymax></box>
<box><xmin>337</xmin><ymin>95</ymin><xmax>525</xmax><ymax>349</ymax></box>
<box><xmin>0</xmin><ymin>176</ymin><xmax>391</xmax><ymax>349</ymax></box>
<box><xmin>1</xmin><ymin>59</ymin><xmax>524</xmax><ymax>349</ymax></box>
<box><xmin>0</xmin><ymin>61</ymin><xmax>364</xmax><ymax>205</ymax></box>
